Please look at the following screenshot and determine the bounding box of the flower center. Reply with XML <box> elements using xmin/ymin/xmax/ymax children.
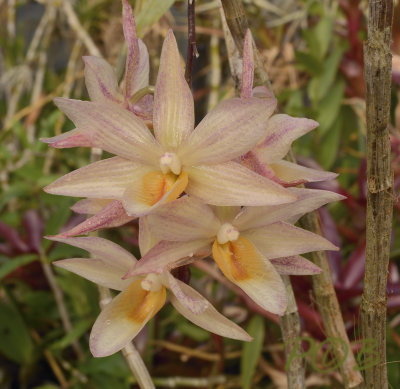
<box><xmin>160</xmin><ymin>152</ymin><xmax>181</xmax><ymax>175</ymax></box>
<box><xmin>140</xmin><ymin>273</ymin><xmax>163</xmax><ymax>292</ymax></box>
<box><xmin>217</xmin><ymin>223</ymin><xmax>239</xmax><ymax>244</ymax></box>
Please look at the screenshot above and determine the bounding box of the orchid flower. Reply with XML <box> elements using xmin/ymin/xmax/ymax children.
<box><xmin>126</xmin><ymin>189</ymin><xmax>343</xmax><ymax>315</ymax></box>
<box><xmin>44</xmin><ymin>30</ymin><xmax>297</xmax><ymax>218</ymax></box>
<box><xmin>239</xmin><ymin>30</ymin><xmax>337</xmax><ymax>187</ymax></box>
<box><xmin>50</xmin><ymin>220</ymin><xmax>251</xmax><ymax>357</ymax></box>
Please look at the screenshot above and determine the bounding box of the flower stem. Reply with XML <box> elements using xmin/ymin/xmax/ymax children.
<box><xmin>185</xmin><ymin>0</ymin><xmax>198</xmax><ymax>87</ymax></box>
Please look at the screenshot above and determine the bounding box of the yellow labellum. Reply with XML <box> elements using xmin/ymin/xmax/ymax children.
<box><xmin>123</xmin><ymin>279</ymin><xmax>166</xmax><ymax>324</ymax></box>
<box><xmin>212</xmin><ymin>236</ymin><xmax>263</xmax><ymax>282</ymax></box>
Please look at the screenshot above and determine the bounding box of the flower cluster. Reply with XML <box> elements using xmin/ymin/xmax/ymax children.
<box><xmin>43</xmin><ymin>0</ymin><xmax>343</xmax><ymax>357</ymax></box>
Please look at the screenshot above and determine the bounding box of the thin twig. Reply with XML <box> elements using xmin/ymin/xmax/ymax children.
<box><xmin>184</xmin><ymin>0</ymin><xmax>198</xmax><ymax>87</ymax></box>
<box><xmin>360</xmin><ymin>1</ymin><xmax>394</xmax><ymax>388</ymax></box>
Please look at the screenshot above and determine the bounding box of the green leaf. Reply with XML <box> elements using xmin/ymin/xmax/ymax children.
<box><xmin>0</xmin><ymin>301</ymin><xmax>34</xmax><ymax>363</ymax></box>
<box><xmin>50</xmin><ymin>318</ymin><xmax>92</xmax><ymax>350</ymax></box>
<box><xmin>295</xmin><ymin>51</ymin><xmax>323</xmax><ymax>75</ymax></box>
<box><xmin>176</xmin><ymin>322</ymin><xmax>210</xmax><ymax>342</ymax></box>
<box><xmin>241</xmin><ymin>316</ymin><xmax>265</xmax><ymax>389</ymax></box>
<box><xmin>314</xmin><ymin>16</ymin><xmax>334</xmax><ymax>59</ymax></box>
<box><xmin>0</xmin><ymin>254</ymin><xmax>38</xmax><ymax>281</ymax></box>
<box><xmin>136</xmin><ymin>0</ymin><xmax>176</xmax><ymax>36</ymax></box>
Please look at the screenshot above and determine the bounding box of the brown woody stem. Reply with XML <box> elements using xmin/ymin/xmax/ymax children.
<box><xmin>360</xmin><ymin>1</ymin><xmax>394</xmax><ymax>388</ymax></box>
<box><xmin>185</xmin><ymin>0</ymin><xmax>198</xmax><ymax>87</ymax></box>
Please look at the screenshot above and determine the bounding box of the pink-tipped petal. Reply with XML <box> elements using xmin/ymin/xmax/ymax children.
<box><xmin>252</xmin><ymin>115</ymin><xmax>319</xmax><ymax>164</ymax></box>
<box><xmin>40</xmin><ymin>128</ymin><xmax>93</xmax><ymax>148</ymax></box>
<box><xmin>58</xmin><ymin>200</ymin><xmax>135</xmax><ymax>237</ymax></box>
<box><xmin>54</xmin><ymin>258</ymin><xmax>133</xmax><ymax>291</ymax></box>
<box><xmin>243</xmin><ymin>222</ymin><xmax>338</xmax><ymax>261</ymax></box>
<box><xmin>170</xmin><ymin>278</ymin><xmax>252</xmax><ymax>341</ymax></box>
<box><xmin>234</xmin><ymin>188</ymin><xmax>345</xmax><ymax>230</ymax></box>
<box><xmin>270</xmin><ymin>255</ymin><xmax>322</xmax><ymax>275</ymax></box>
<box><xmin>180</xmin><ymin>97</ymin><xmax>276</xmax><ymax>166</ymax></box>
<box><xmin>138</xmin><ymin>216</ymin><xmax>160</xmax><ymax>256</ymax></box>
<box><xmin>125</xmin><ymin>239</ymin><xmax>212</xmax><ymax>277</ymax></box>
<box><xmin>47</xmin><ymin>236</ymin><xmax>137</xmax><ymax>269</ymax></box>
<box><xmin>270</xmin><ymin>160</ymin><xmax>338</xmax><ymax>183</ymax></box>
<box><xmin>71</xmin><ymin>199</ymin><xmax>112</xmax><ymax>214</ymax></box>
<box><xmin>164</xmin><ymin>272</ymin><xmax>208</xmax><ymax>314</ymax></box>
<box><xmin>241</xmin><ymin>30</ymin><xmax>254</xmax><ymax>99</ymax></box>
<box><xmin>54</xmin><ymin>98</ymin><xmax>162</xmax><ymax>164</ymax></box>
<box><xmin>83</xmin><ymin>56</ymin><xmax>121</xmax><ymax>103</ymax></box>
<box><xmin>122</xmin><ymin>0</ymin><xmax>140</xmax><ymax>100</ymax></box>
<box><xmin>130</xmin><ymin>39</ymin><xmax>150</xmax><ymax>95</ymax></box>
<box><xmin>44</xmin><ymin>157</ymin><xmax>148</xmax><ymax>200</ymax></box>
<box><xmin>212</xmin><ymin>237</ymin><xmax>287</xmax><ymax>315</ymax></box>
<box><xmin>185</xmin><ymin>162</ymin><xmax>297</xmax><ymax>206</ymax></box>
<box><xmin>146</xmin><ymin>196</ymin><xmax>220</xmax><ymax>241</ymax></box>
<box><xmin>153</xmin><ymin>30</ymin><xmax>194</xmax><ymax>149</ymax></box>
<box><xmin>90</xmin><ymin>280</ymin><xmax>166</xmax><ymax>357</ymax></box>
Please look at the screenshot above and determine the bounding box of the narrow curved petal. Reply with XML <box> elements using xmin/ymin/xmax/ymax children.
<box><xmin>241</xmin><ymin>30</ymin><xmax>254</xmax><ymax>99</ymax></box>
<box><xmin>185</xmin><ymin>162</ymin><xmax>297</xmax><ymax>206</ymax></box>
<box><xmin>243</xmin><ymin>222</ymin><xmax>338</xmax><ymax>260</ymax></box>
<box><xmin>54</xmin><ymin>258</ymin><xmax>133</xmax><ymax>291</ymax></box>
<box><xmin>138</xmin><ymin>216</ymin><xmax>161</xmax><ymax>256</ymax></box>
<box><xmin>131</xmin><ymin>39</ymin><xmax>150</xmax><ymax>95</ymax></box>
<box><xmin>122</xmin><ymin>0</ymin><xmax>140</xmax><ymax>100</ymax></box>
<box><xmin>180</xmin><ymin>97</ymin><xmax>276</xmax><ymax>166</ymax></box>
<box><xmin>269</xmin><ymin>255</ymin><xmax>322</xmax><ymax>275</ymax></box>
<box><xmin>58</xmin><ymin>200</ymin><xmax>135</xmax><ymax>237</ymax></box>
<box><xmin>41</xmin><ymin>128</ymin><xmax>93</xmax><ymax>148</ymax></box>
<box><xmin>44</xmin><ymin>157</ymin><xmax>148</xmax><ymax>200</ymax></box>
<box><xmin>83</xmin><ymin>56</ymin><xmax>121</xmax><ymax>103</ymax></box>
<box><xmin>54</xmin><ymin>98</ymin><xmax>162</xmax><ymax>164</ymax></box>
<box><xmin>234</xmin><ymin>188</ymin><xmax>345</xmax><ymax>231</ymax></box>
<box><xmin>47</xmin><ymin>236</ymin><xmax>137</xmax><ymax>269</ymax></box>
<box><xmin>71</xmin><ymin>199</ymin><xmax>112</xmax><ymax>214</ymax></box>
<box><xmin>153</xmin><ymin>30</ymin><xmax>194</xmax><ymax>149</ymax></box>
<box><xmin>122</xmin><ymin>170</ymin><xmax>188</xmax><ymax>216</ymax></box>
<box><xmin>125</xmin><ymin>239</ymin><xmax>212</xmax><ymax>277</ymax></box>
<box><xmin>212</xmin><ymin>237</ymin><xmax>287</xmax><ymax>315</ymax></box>
<box><xmin>164</xmin><ymin>272</ymin><xmax>208</xmax><ymax>314</ymax></box>
<box><xmin>90</xmin><ymin>280</ymin><xmax>166</xmax><ymax>357</ymax></box>
<box><xmin>252</xmin><ymin>115</ymin><xmax>319</xmax><ymax>164</ymax></box>
<box><xmin>146</xmin><ymin>196</ymin><xmax>220</xmax><ymax>241</ymax></box>
<box><xmin>170</xmin><ymin>278</ymin><xmax>252</xmax><ymax>341</ymax></box>
<box><xmin>270</xmin><ymin>160</ymin><xmax>338</xmax><ymax>183</ymax></box>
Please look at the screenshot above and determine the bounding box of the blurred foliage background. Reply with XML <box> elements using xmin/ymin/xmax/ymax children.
<box><xmin>1</xmin><ymin>0</ymin><xmax>400</xmax><ymax>388</ymax></box>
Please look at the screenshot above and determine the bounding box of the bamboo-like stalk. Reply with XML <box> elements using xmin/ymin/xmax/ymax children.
<box><xmin>220</xmin><ymin>1</ymin><xmax>363</xmax><ymax>387</ymax></box>
<box><xmin>360</xmin><ymin>1</ymin><xmax>394</xmax><ymax>388</ymax></box>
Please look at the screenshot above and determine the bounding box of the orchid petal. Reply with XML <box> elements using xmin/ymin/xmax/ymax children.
<box><xmin>58</xmin><ymin>200</ymin><xmax>134</xmax><ymax>237</ymax></box>
<box><xmin>40</xmin><ymin>128</ymin><xmax>93</xmax><ymax>148</ymax></box>
<box><xmin>90</xmin><ymin>280</ymin><xmax>166</xmax><ymax>357</ymax></box>
<box><xmin>122</xmin><ymin>0</ymin><xmax>140</xmax><ymax>100</ymax></box>
<box><xmin>270</xmin><ymin>160</ymin><xmax>338</xmax><ymax>183</ymax></box>
<box><xmin>212</xmin><ymin>237</ymin><xmax>287</xmax><ymax>315</ymax></box>
<box><xmin>138</xmin><ymin>216</ymin><xmax>161</xmax><ymax>256</ymax></box>
<box><xmin>241</xmin><ymin>30</ymin><xmax>254</xmax><ymax>99</ymax></box>
<box><xmin>234</xmin><ymin>188</ymin><xmax>345</xmax><ymax>230</ymax></box>
<box><xmin>146</xmin><ymin>196</ymin><xmax>220</xmax><ymax>241</ymax></box>
<box><xmin>211</xmin><ymin>206</ymin><xmax>241</xmax><ymax>224</ymax></box>
<box><xmin>180</xmin><ymin>97</ymin><xmax>276</xmax><ymax>166</ymax></box>
<box><xmin>122</xmin><ymin>170</ymin><xmax>188</xmax><ymax>216</ymax></box>
<box><xmin>83</xmin><ymin>56</ymin><xmax>121</xmax><ymax>103</ymax></box>
<box><xmin>44</xmin><ymin>157</ymin><xmax>149</xmax><ymax>199</ymax></box>
<box><xmin>131</xmin><ymin>39</ymin><xmax>150</xmax><ymax>94</ymax></box>
<box><xmin>170</xmin><ymin>278</ymin><xmax>252</xmax><ymax>341</ymax></box>
<box><xmin>54</xmin><ymin>258</ymin><xmax>132</xmax><ymax>291</ymax></box>
<box><xmin>252</xmin><ymin>85</ymin><xmax>274</xmax><ymax>98</ymax></box>
<box><xmin>270</xmin><ymin>255</ymin><xmax>322</xmax><ymax>275</ymax></box>
<box><xmin>125</xmin><ymin>239</ymin><xmax>212</xmax><ymax>277</ymax></box>
<box><xmin>243</xmin><ymin>222</ymin><xmax>338</xmax><ymax>260</ymax></box>
<box><xmin>47</xmin><ymin>236</ymin><xmax>137</xmax><ymax>269</ymax></box>
<box><xmin>251</xmin><ymin>115</ymin><xmax>318</xmax><ymax>164</ymax></box>
<box><xmin>164</xmin><ymin>272</ymin><xmax>208</xmax><ymax>314</ymax></box>
<box><xmin>153</xmin><ymin>30</ymin><xmax>194</xmax><ymax>149</ymax></box>
<box><xmin>185</xmin><ymin>162</ymin><xmax>297</xmax><ymax>206</ymax></box>
<box><xmin>71</xmin><ymin>199</ymin><xmax>112</xmax><ymax>214</ymax></box>
<box><xmin>132</xmin><ymin>94</ymin><xmax>153</xmax><ymax>123</ymax></box>
<box><xmin>54</xmin><ymin>98</ymin><xmax>162</xmax><ymax>164</ymax></box>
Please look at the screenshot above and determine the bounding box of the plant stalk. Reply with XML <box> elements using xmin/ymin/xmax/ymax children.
<box><xmin>360</xmin><ymin>1</ymin><xmax>394</xmax><ymax>388</ymax></box>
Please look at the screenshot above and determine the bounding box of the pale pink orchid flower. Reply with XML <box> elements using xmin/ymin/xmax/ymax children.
<box><xmin>49</xmin><ymin>219</ymin><xmax>252</xmax><ymax>358</ymax></box>
<box><xmin>44</xmin><ymin>30</ymin><xmax>297</xmax><ymax>218</ymax></box>
<box><xmin>126</xmin><ymin>189</ymin><xmax>343</xmax><ymax>315</ymax></box>
<box><xmin>239</xmin><ymin>30</ymin><xmax>337</xmax><ymax>187</ymax></box>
